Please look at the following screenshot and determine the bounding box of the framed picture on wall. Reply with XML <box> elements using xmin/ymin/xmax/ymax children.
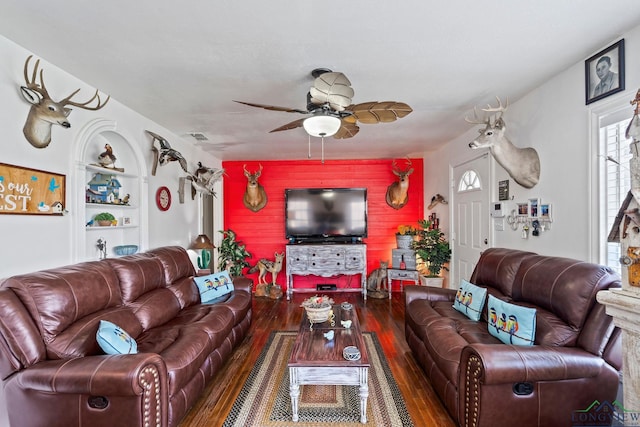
<box><xmin>529</xmin><ymin>198</ymin><xmax>540</xmax><ymax>218</ymax></box>
<box><xmin>585</xmin><ymin>39</ymin><xmax>625</xmax><ymax>105</ymax></box>
<box><xmin>517</xmin><ymin>202</ymin><xmax>529</xmax><ymax>217</ymax></box>
<box><xmin>540</xmin><ymin>203</ymin><xmax>552</xmax><ymax>221</ymax></box>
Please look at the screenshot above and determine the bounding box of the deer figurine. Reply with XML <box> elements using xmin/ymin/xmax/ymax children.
<box><xmin>20</xmin><ymin>55</ymin><xmax>110</xmax><ymax>149</ymax></box>
<box><xmin>466</xmin><ymin>97</ymin><xmax>540</xmax><ymax>189</ymax></box>
<box><xmin>243</xmin><ymin>164</ymin><xmax>268</xmax><ymax>212</ymax></box>
<box><xmin>386</xmin><ymin>158</ymin><xmax>414</xmax><ymax>209</ymax></box>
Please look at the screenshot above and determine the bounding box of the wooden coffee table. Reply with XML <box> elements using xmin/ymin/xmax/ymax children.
<box><xmin>288</xmin><ymin>304</ymin><xmax>370</xmax><ymax>424</ymax></box>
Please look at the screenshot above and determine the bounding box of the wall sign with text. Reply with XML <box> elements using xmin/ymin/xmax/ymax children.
<box><xmin>0</xmin><ymin>163</ymin><xmax>66</xmax><ymax>215</ymax></box>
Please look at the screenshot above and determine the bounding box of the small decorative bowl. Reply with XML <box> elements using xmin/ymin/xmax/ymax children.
<box><xmin>341</xmin><ymin>302</ymin><xmax>353</xmax><ymax>311</ymax></box>
<box><xmin>343</xmin><ymin>346</ymin><xmax>361</xmax><ymax>361</ymax></box>
<box><xmin>113</xmin><ymin>245</ymin><xmax>139</xmax><ymax>256</ymax></box>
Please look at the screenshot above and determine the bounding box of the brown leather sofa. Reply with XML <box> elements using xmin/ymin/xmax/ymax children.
<box><xmin>405</xmin><ymin>248</ymin><xmax>621</xmax><ymax>427</ymax></box>
<box><xmin>0</xmin><ymin>246</ymin><xmax>252</xmax><ymax>427</ymax></box>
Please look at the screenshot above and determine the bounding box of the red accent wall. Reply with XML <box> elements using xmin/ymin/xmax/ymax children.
<box><xmin>222</xmin><ymin>159</ymin><xmax>423</xmax><ymax>292</ymax></box>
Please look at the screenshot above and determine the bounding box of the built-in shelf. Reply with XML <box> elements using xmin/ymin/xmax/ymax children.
<box><xmin>86</xmin><ymin>225</ymin><xmax>139</xmax><ymax>231</ymax></box>
<box><xmin>73</xmin><ymin>119</ymin><xmax>149</xmax><ymax>261</ymax></box>
<box><xmin>86</xmin><ymin>203</ymin><xmax>137</xmax><ymax>209</ymax></box>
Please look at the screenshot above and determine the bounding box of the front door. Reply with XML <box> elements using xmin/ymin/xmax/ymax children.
<box><xmin>451</xmin><ymin>153</ymin><xmax>491</xmax><ymax>285</ymax></box>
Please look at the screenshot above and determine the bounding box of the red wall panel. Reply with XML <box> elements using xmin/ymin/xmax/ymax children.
<box><xmin>222</xmin><ymin>159</ymin><xmax>423</xmax><ymax>292</ymax></box>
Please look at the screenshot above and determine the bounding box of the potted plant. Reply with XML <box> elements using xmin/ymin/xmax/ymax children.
<box><xmin>411</xmin><ymin>219</ymin><xmax>451</xmax><ymax>285</ymax></box>
<box><xmin>94</xmin><ymin>212</ymin><xmax>116</xmax><ymax>226</ymax></box>
<box><xmin>395</xmin><ymin>224</ymin><xmax>418</xmax><ymax>249</ymax></box>
<box><xmin>216</xmin><ymin>229</ymin><xmax>251</xmax><ymax>277</ymax></box>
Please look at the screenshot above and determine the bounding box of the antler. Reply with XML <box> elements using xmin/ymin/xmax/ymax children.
<box><xmin>465</xmin><ymin>97</ymin><xmax>509</xmax><ymax>126</ymax></box>
<box><xmin>481</xmin><ymin>96</ymin><xmax>509</xmax><ymax>117</ymax></box>
<box><xmin>464</xmin><ymin>107</ymin><xmax>490</xmax><ymax>125</ymax></box>
<box><xmin>392</xmin><ymin>157</ymin><xmax>413</xmax><ymax>175</ymax></box>
<box><xmin>23</xmin><ymin>55</ymin><xmax>110</xmax><ymax>110</ymax></box>
<box><xmin>23</xmin><ymin>56</ymin><xmax>50</xmax><ymax>98</ymax></box>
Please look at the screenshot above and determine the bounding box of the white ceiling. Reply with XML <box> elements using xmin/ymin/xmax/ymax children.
<box><xmin>2</xmin><ymin>1</ymin><xmax>640</xmax><ymax>161</ymax></box>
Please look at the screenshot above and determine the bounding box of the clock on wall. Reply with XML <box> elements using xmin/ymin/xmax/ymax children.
<box><xmin>155</xmin><ymin>186</ymin><xmax>171</xmax><ymax>211</ymax></box>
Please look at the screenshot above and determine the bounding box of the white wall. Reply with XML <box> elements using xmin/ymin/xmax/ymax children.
<box><xmin>0</xmin><ymin>36</ymin><xmax>221</xmax><ymax>426</ymax></box>
<box><xmin>426</xmin><ymin>23</ymin><xmax>640</xmax><ymax>263</ymax></box>
<box><xmin>0</xmin><ymin>35</ymin><xmax>221</xmax><ymax>279</ymax></box>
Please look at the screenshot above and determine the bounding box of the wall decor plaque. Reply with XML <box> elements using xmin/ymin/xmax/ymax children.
<box><xmin>0</xmin><ymin>163</ymin><xmax>65</xmax><ymax>215</ymax></box>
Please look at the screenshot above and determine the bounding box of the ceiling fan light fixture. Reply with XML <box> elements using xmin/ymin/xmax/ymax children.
<box><xmin>303</xmin><ymin>115</ymin><xmax>341</xmax><ymax>138</ymax></box>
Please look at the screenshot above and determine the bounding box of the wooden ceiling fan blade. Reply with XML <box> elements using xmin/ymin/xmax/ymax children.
<box><xmin>349</xmin><ymin>101</ymin><xmax>413</xmax><ymax>124</ymax></box>
<box><xmin>234</xmin><ymin>100</ymin><xmax>308</xmax><ymax>114</ymax></box>
<box><xmin>334</xmin><ymin>121</ymin><xmax>359</xmax><ymax>139</ymax></box>
<box><xmin>269</xmin><ymin>118</ymin><xmax>306</xmax><ymax>133</ymax></box>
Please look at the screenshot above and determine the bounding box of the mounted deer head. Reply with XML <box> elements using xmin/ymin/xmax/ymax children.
<box><xmin>386</xmin><ymin>158</ymin><xmax>414</xmax><ymax>209</ymax></box>
<box><xmin>466</xmin><ymin>97</ymin><xmax>540</xmax><ymax>189</ymax></box>
<box><xmin>243</xmin><ymin>164</ymin><xmax>267</xmax><ymax>212</ymax></box>
<box><xmin>20</xmin><ymin>55</ymin><xmax>110</xmax><ymax>148</ymax></box>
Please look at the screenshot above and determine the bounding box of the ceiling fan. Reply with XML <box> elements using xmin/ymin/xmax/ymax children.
<box><xmin>234</xmin><ymin>68</ymin><xmax>413</xmax><ymax>142</ymax></box>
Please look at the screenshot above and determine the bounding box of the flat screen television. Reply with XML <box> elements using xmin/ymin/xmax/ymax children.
<box><xmin>285</xmin><ymin>188</ymin><xmax>367</xmax><ymax>243</ymax></box>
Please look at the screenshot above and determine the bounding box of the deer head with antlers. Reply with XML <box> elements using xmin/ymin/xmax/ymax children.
<box><xmin>20</xmin><ymin>55</ymin><xmax>110</xmax><ymax>149</ymax></box>
<box><xmin>466</xmin><ymin>97</ymin><xmax>540</xmax><ymax>189</ymax></box>
<box><xmin>243</xmin><ymin>164</ymin><xmax>268</xmax><ymax>212</ymax></box>
<box><xmin>386</xmin><ymin>158</ymin><xmax>414</xmax><ymax>210</ymax></box>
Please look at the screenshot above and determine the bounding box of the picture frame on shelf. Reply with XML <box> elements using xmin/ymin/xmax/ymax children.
<box><xmin>585</xmin><ymin>39</ymin><xmax>625</xmax><ymax>105</ymax></box>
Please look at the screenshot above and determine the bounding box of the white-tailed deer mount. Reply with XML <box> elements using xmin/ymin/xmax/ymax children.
<box><xmin>386</xmin><ymin>158</ymin><xmax>414</xmax><ymax>209</ymax></box>
<box><xmin>243</xmin><ymin>164</ymin><xmax>267</xmax><ymax>212</ymax></box>
<box><xmin>466</xmin><ymin>98</ymin><xmax>540</xmax><ymax>189</ymax></box>
<box><xmin>20</xmin><ymin>55</ymin><xmax>110</xmax><ymax>149</ymax></box>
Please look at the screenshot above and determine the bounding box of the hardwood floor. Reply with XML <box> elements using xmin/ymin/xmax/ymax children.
<box><xmin>178</xmin><ymin>292</ymin><xmax>456</xmax><ymax>427</ymax></box>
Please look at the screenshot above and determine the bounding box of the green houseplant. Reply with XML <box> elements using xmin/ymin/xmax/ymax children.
<box><xmin>94</xmin><ymin>212</ymin><xmax>116</xmax><ymax>226</ymax></box>
<box><xmin>411</xmin><ymin>219</ymin><xmax>451</xmax><ymax>277</ymax></box>
<box><xmin>216</xmin><ymin>229</ymin><xmax>251</xmax><ymax>277</ymax></box>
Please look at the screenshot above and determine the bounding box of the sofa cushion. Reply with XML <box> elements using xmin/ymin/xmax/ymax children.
<box><xmin>469</xmin><ymin>248</ymin><xmax>536</xmax><ymax>298</ymax></box>
<box><xmin>194</xmin><ymin>271</ymin><xmax>234</xmax><ymax>303</ymax></box>
<box><xmin>487</xmin><ymin>295</ymin><xmax>536</xmax><ymax>346</ymax></box>
<box><xmin>453</xmin><ymin>280</ymin><xmax>487</xmax><ymax>321</ymax></box>
<box><xmin>512</xmin><ymin>255</ymin><xmax>619</xmax><ymax>330</ymax></box>
<box><xmin>2</xmin><ymin>260</ymin><xmax>123</xmax><ymax>348</ymax></box>
<box><xmin>47</xmin><ymin>307</ymin><xmax>142</xmax><ymax>359</ymax></box>
<box><xmin>96</xmin><ymin>320</ymin><xmax>138</xmax><ymax>354</ymax></box>
<box><xmin>148</xmin><ymin>246</ymin><xmax>196</xmax><ymax>285</ymax></box>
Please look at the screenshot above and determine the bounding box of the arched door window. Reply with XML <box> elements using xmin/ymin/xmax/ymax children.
<box><xmin>458</xmin><ymin>170</ymin><xmax>482</xmax><ymax>192</ymax></box>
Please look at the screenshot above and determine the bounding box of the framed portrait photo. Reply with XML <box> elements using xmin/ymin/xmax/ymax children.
<box><xmin>585</xmin><ymin>39</ymin><xmax>625</xmax><ymax>105</ymax></box>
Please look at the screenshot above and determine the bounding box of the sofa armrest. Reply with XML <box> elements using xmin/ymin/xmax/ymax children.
<box><xmin>405</xmin><ymin>285</ymin><xmax>455</xmax><ymax>305</ymax></box>
<box><xmin>232</xmin><ymin>276</ymin><xmax>253</xmax><ymax>294</ymax></box>
<box><xmin>461</xmin><ymin>343</ymin><xmax>609</xmax><ymax>385</ymax></box>
<box><xmin>15</xmin><ymin>353</ymin><xmax>167</xmax><ymax>396</ymax></box>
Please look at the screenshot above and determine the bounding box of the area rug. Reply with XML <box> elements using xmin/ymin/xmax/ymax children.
<box><xmin>223</xmin><ymin>331</ymin><xmax>414</xmax><ymax>427</ymax></box>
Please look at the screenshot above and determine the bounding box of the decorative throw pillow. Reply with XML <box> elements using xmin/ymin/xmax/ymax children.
<box><xmin>452</xmin><ymin>279</ymin><xmax>487</xmax><ymax>321</ymax></box>
<box><xmin>96</xmin><ymin>320</ymin><xmax>138</xmax><ymax>355</ymax></box>
<box><xmin>487</xmin><ymin>295</ymin><xmax>537</xmax><ymax>346</ymax></box>
<box><xmin>194</xmin><ymin>271</ymin><xmax>234</xmax><ymax>304</ymax></box>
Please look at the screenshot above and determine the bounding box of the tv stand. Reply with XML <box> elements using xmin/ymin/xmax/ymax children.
<box><xmin>286</xmin><ymin>244</ymin><xmax>367</xmax><ymax>300</ymax></box>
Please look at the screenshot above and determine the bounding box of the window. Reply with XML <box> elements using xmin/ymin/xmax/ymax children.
<box><xmin>458</xmin><ymin>170</ymin><xmax>481</xmax><ymax>192</ymax></box>
<box><xmin>600</xmin><ymin>113</ymin><xmax>632</xmax><ymax>274</ymax></box>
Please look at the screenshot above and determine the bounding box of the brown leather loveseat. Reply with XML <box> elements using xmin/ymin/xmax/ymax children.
<box><xmin>0</xmin><ymin>246</ymin><xmax>252</xmax><ymax>427</ymax></box>
<box><xmin>405</xmin><ymin>248</ymin><xmax>621</xmax><ymax>427</ymax></box>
